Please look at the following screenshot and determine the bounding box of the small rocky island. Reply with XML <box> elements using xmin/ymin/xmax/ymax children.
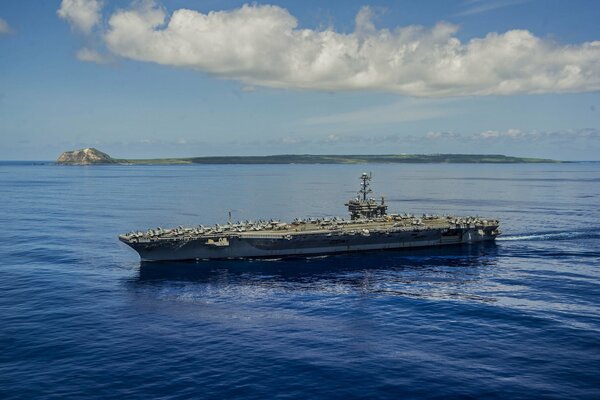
<box><xmin>56</xmin><ymin>148</ymin><xmax>116</xmax><ymax>165</ymax></box>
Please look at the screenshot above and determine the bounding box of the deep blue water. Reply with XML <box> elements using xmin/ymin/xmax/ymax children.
<box><xmin>1</xmin><ymin>163</ymin><xmax>599</xmax><ymax>399</ymax></box>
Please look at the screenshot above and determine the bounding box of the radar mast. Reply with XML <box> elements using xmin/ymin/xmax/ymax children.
<box><xmin>359</xmin><ymin>172</ymin><xmax>372</xmax><ymax>202</ymax></box>
<box><xmin>345</xmin><ymin>173</ymin><xmax>388</xmax><ymax>220</ymax></box>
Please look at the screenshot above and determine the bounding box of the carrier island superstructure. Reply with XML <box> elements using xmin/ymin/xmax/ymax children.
<box><xmin>120</xmin><ymin>173</ymin><xmax>500</xmax><ymax>261</ymax></box>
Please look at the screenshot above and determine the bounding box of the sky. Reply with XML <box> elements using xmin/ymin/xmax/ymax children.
<box><xmin>0</xmin><ymin>0</ymin><xmax>599</xmax><ymax>160</ymax></box>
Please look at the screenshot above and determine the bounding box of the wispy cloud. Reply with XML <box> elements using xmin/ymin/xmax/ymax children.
<box><xmin>473</xmin><ymin>128</ymin><xmax>600</xmax><ymax>141</ymax></box>
<box><xmin>456</xmin><ymin>0</ymin><xmax>530</xmax><ymax>17</ymax></box>
<box><xmin>305</xmin><ymin>99</ymin><xmax>459</xmax><ymax>126</ymax></box>
<box><xmin>272</xmin><ymin>128</ymin><xmax>600</xmax><ymax>147</ymax></box>
<box><xmin>0</xmin><ymin>17</ymin><xmax>14</xmax><ymax>35</ymax></box>
<box><xmin>425</xmin><ymin>131</ymin><xmax>462</xmax><ymax>140</ymax></box>
<box><xmin>76</xmin><ymin>47</ymin><xmax>111</xmax><ymax>63</ymax></box>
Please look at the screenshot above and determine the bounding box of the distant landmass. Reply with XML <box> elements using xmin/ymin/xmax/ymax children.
<box><xmin>56</xmin><ymin>148</ymin><xmax>562</xmax><ymax>165</ymax></box>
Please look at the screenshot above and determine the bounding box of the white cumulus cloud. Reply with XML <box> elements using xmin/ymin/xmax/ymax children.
<box><xmin>58</xmin><ymin>0</ymin><xmax>103</xmax><ymax>34</ymax></box>
<box><xmin>102</xmin><ymin>3</ymin><xmax>600</xmax><ymax>97</ymax></box>
<box><xmin>52</xmin><ymin>2</ymin><xmax>600</xmax><ymax>97</ymax></box>
<box><xmin>0</xmin><ymin>17</ymin><xmax>13</xmax><ymax>34</ymax></box>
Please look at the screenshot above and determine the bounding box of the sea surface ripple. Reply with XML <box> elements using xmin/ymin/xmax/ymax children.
<box><xmin>0</xmin><ymin>163</ymin><xmax>599</xmax><ymax>399</ymax></box>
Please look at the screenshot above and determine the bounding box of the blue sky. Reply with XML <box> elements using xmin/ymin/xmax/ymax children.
<box><xmin>0</xmin><ymin>0</ymin><xmax>599</xmax><ymax>160</ymax></box>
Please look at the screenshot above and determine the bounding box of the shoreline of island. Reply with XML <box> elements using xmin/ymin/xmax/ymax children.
<box><xmin>116</xmin><ymin>154</ymin><xmax>565</xmax><ymax>165</ymax></box>
<box><xmin>53</xmin><ymin>148</ymin><xmax>569</xmax><ymax>165</ymax></box>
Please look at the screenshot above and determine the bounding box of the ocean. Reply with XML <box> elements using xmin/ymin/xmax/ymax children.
<box><xmin>1</xmin><ymin>162</ymin><xmax>599</xmax><ymax>399</ymax></box>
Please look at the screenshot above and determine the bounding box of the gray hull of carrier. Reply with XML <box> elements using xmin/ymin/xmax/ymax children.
<box><xmin>119</xmin><ymin>173</ymin><xmax>500</xmax><ymax>262</ymax></box>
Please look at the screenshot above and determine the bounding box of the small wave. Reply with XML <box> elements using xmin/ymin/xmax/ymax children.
<box><xmin>498</xmin><ymin>229</ymin><xmax>600</xmax><ymax>242</ymax></box>
<box><xmin>306</xmin><ymin>255</ymin><xmax>331</xmax><ymax>260</ymax></box>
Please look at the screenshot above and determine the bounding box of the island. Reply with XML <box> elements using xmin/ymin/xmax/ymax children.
<box><xmin>56</xmin><ymin>148</ymin><xmax>117</xmax><ymax>165</ymax></box>
<box><xmin>56</xmin><ymin>148</ymin><xmax>562</xmax><ymax>165</ymax></box>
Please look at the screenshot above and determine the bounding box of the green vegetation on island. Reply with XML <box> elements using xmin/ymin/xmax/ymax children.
<box><xmin>56</xmin><ymin>148</ymin><xmax>562</xmax><ymax>165</ymax></box>
<box><xmin>185</xmin><ymin>154</ymin><xmax>560</xmax><ymax>164</ymax></box>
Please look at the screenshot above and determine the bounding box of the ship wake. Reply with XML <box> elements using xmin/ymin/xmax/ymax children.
<box><xmin>498</xmin><ymin>229</ymin><xmax>600</xmax><ymax>242</ymax></box>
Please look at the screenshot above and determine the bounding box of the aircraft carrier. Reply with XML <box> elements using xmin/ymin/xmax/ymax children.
<box><xmin>119</xmin><ymin>173</ymin><xmax>501</xmax><ymax>261</ymax></box>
